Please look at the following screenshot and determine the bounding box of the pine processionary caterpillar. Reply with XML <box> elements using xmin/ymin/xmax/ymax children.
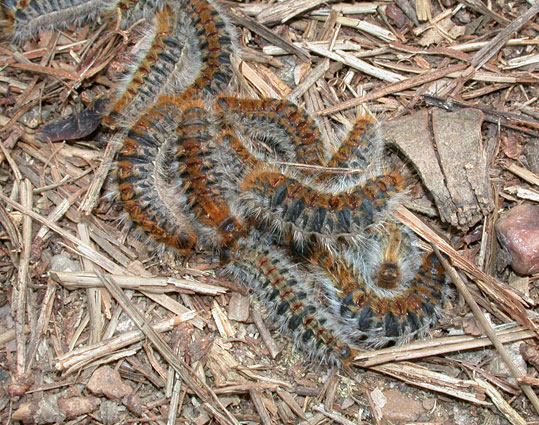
<box><xmin>316</xmin><ymin>114</ymin><xmax>385</xmax><ymax>190</ymax></box>
<box><xmin>175</xmin><ymin>99</ymin><xmax>245</xmax><ymax>247</ymax></box>
<box><xmin>215</xmin><ymin>96</ymin><xmax>325</xmax><ymax>166</ymax></box>
<box><xmin>117</xmin><ymin>99</ymin><xmax>197</xmax><ymax>252</ymax></box>
<box><xmin>312</xmin><ymin>221</ymin><xmax>449</xmax><ymax>348</ymax></box>
<box><xmin>114</xmin><ymin>0</ymin><xmax>238</xmax><ymax>249</ymax></box>
<box><xmin>10</xmin><ymin>0</ymin><xmax>452</xmax><ymax>364</ymax></box>
<box><xmin>183</xmin><ymin>0</ymin><xmax>236</xmax><ymax>98</ymax></box>
<box><xmin>326</xmin><ymin>115</ymin><xmax>381</xmax><ymax>171</ymax></box>
<box><xmin>4</xmin><ymin>0</ymin><xmax>116</xmax><ymax>42</ymax></box>
<box><xmin>237</xmin><ymin>167</ymin><xmax>407</xmax><ymax>250</ymax></box>
<box><xmin>3</xmin><ymin>0</ymin><xmax>167</xmax><ymax>42</ymax></box>
<box><xmin>106</xmin><ymin>0</ymin><xmax>236</xmax><ymax>127</ymax></box>
<box><xmin>225</xmin><ymin>230</ymin><xmax>355</xmax><ymax>364</ymax></box>
<box><xmin>104</xmin><ymin>5</ymin><xmax>201</xmax><ymax>128</ymax></box>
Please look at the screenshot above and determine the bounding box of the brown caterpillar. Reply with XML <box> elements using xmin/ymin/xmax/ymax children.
<box><xmin>3</xmin><ymin>0</ymin><xmax>116</xmax><ymax>42</ymax></box>
<box><xmin>237</xmin><ymin>166</ymin><xmax>407</xmax><ymax>251</ymax></box>
<box><xmin>104</xmin><ymin>5</ymin><xmax>202</xmax><ymax>128</ymax></box>
<box><xmin>183</xmin><ymin>0</ymin><xmax>236</xmax><ymax>98</ymax></box>
<box><xmin>224</xmin><ymin>230</ymin><xmax>356</xmax><ymax>364</ymax></box>
<box><xmin>175</xmin><ymin>99</ymin><xmax>245</xmax><ymax>247</ymax></box>
<box><xmin>317</xmin><ymin>114</ymin><xmax>385</xmax><ymax>190</ymax></box>
<box><xmin>310</xmin><ymin>221</ymin><xmax>449</xmax><ymax>348</ymax></box>
<box><xmin>114</xmin><ymin>0</ymin><xmax>238</xmax><ymax>249</ymax></box>
<box><xmin>106</xmin><ymin>0</ymin><xmax>236</xmax><ymax>128</ymax></box>
<box><xmin>215</xmin><ymin>97</ymin><xmax>385</xmax><ymax>191</ymax></box>
<box><xmin>215</xmin><ymin>96</ymin><xmax>325</xmax><ymax>166</ymax></box>
<box><xmin>116</xmin><ymin>99</ymin><xmax>197</xmax><ymax>253</ymax></box>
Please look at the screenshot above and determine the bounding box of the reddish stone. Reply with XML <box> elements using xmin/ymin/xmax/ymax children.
<box><xmin>86</xmin><ymin>366</ymin><xmax>132</xmax><ymax>399</ymax></box>
<box><xmin>496</xmin><ymin>203</ymin><xmax>539</xmax><ymax>275</ymax></box>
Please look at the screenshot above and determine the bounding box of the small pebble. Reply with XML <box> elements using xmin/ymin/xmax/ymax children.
<box><xmin>378</xmin><ymin>389</ymin><xmax>425</xmax><ymax>423</ymax></box>
<box><xmin>87</xmin><ymin>366</ymin><xmax>132</xmax><ymax>399</ymax></box>
<box><xmin>495</xmin><ymin>203</ymin><xmax>539</xmax><ymax>275</ymax></box>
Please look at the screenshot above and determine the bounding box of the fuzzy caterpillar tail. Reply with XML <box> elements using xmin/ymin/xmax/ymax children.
<box><xmin>317</xmin><ymin>114</ymin><xmax>385</xmax><ymax>190</ymax></box>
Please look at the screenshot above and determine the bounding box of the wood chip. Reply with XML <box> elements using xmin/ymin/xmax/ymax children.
<box><xmin>384</xmin><ymin>108</ymin><xmax>493</xmax><ymax>228</ymax></box>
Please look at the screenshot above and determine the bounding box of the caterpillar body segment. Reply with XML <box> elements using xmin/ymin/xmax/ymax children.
<box><xmin>237</xmin><ymin>167</ymin><xmax>407</xmax><ymax>251</ymax></box>
<box><xmin>116</xmin><ymin>100</ymin><xmax>197</xmax><ymax>252</ymax></box>
<box><xmin>183</xmin><ymin>0</ymin><xmax>237</xmax><ymax>98</ymax></box>
<box><xmin>326</xmin><ymin>115</ymin><xmax>382</xmax><ymax>171</ymax></box>
<box><xmin>215</xmin><ymin>96</ymin><xmax>325</xmax><ymax>165</ymax></box>
<box><xmin>225</xmin><ymin>231</ymin><xmax>356</xmax><ymax>364</ymax></box>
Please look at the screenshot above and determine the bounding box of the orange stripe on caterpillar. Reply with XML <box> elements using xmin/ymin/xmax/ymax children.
<box><xmin>315</xmin><ymin>114</ymin><xmax>385</xmax><ymax>190</ymax></box>
<box><xmin>326</xmin><ymin>115</ymin><xmax>380</xmax><ymax>170</ymax></box>
<box><xmin>184</xmin><ymin>0</ymin><xmax>236</xmax><ymax>98</ymax></box>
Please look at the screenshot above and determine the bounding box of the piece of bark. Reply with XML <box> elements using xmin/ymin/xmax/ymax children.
<box><xmin>383</xmin><ymin>108</ymin><xmax>493</xmax><ymax>228</ymax></box>
<box><xmin>37</xmin><ymin>98</ymin><xmax>107</xmax><ymax>142</ymax></box>
<box><xmin>432</xmin><ymin>108</ymin><xmax>493</xmax><ymax>227</ymax></box>
<box><xmin>383</xmin><ymin>110</ymin><xmax>456</xmax><ymax>225</ymax></box>
<box><xmin>228</xmin><ymin>292</ymin><xmax>250</xmax><ymax>322</ymax></box>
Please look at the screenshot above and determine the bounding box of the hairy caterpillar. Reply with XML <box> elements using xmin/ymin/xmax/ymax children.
<box><xmin>215</xmin><ymin>96</ymin><xmax>325</xmax><ymax>166</ymax></box>
<box><xmin>215</xmin><ymin>97</ymin><xmax>385</xmax><ymax>191</ymax></box>
<box><xmin>9</xmin><ymin>0</ymin><xmax>451</xmax><ymax>364</ymax></box>
<box><xmin>116</xmin><ymin>99</ymin><xmax>197</xmax><ymax>252</ymax></box>
<box><xmin>3</xmin><ymin>0</ymin><xmax>168</xmax><ymax>43</ymax></box>
<box><xmin>237</xmin><ymin>166</ymin><xmax>407</xmax><ymax>252</ymax></box>
<box><xmin>175</xmin><ymin>99</ymin><xmax>245</xmax><ymax>247</ymax></box>
<box><xmin>224</xmin><ymin>230</ymin><xmax>355</xmax><ymax>364</ymax></box>
<box><xmin>106</xmin><ymin>0</ymin><xmax>237</xmax><ymax>127</ymax></box>
<box><xmin>104</xmin><ymin>5</ymin><xmax>202</xmax><ymax>128</ymax></box>
<box><xmin>310</xmin><ymin>221</ymin><xmax>449</xmax><ymax>348</ymax></box>
<box><xmin>113</xmin><ymin>0</ymin><xmax>238</xmax><ymax>248</ymax></box>
<box><xmin>4</xmin><ymin>0</ymin><xmax>116</xmax><ymax>42</ymax></box>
